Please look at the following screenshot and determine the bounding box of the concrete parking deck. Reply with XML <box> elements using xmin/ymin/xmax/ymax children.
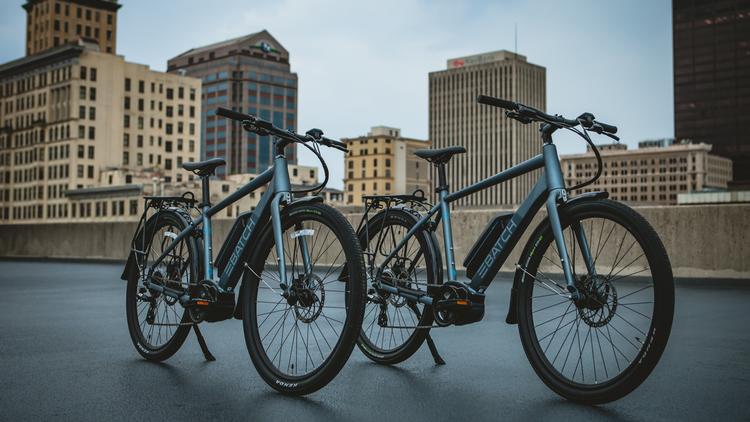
<box><xmin>1</xmin><ymin>260</ymin><xmax>749</xmax><ymax>421</ymax></box>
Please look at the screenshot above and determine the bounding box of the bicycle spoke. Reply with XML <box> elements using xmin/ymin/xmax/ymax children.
<box><xmin>527</xmin><ymin>212</ymin><xmax>660</xmax><ymax>388</ymax></box>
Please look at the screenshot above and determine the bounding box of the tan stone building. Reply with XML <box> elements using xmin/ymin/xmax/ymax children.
<box><xmin>63</xmin><ymin>163</ymin><xmax>323</xmax><ymax>222</ymax></box>
<box><xmin>24</xmin><ymin>0</ymin><xmax>120</xmax><ymax>56</ymax></box>
<box><xmin>342</xmin><ymin>126</ymin><xmax>430</xmax><ymax>206</ymax></box>
<box><xmin>429</xmin><ymin>50</ymin><xmax>546</xmax><ymax>208</ymax></box>
<box><xmin>561</xmin><ymin>142</ymin><xmax>733</xmax><ymax>205</ymax></box>
<box><xmin>0</xmin><ymin>0</ymin><xmax>201</xmax><ymax>224</ymax></box>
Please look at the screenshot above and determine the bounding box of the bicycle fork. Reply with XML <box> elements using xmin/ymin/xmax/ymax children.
<box><xmin>543</xmin><ymin>143</ymin><xmax>597</xmax><ymax>300</ymax></box>
<box><xmin>270</xmin><ymin>192</ymin><xmax>315</xmax><ymax>294</ymax></box>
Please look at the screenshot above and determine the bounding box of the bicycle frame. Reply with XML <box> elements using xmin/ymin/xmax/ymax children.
<box><xmin>375</xmin><ymin>142</ymin><xmax>597</xmax><ymax>304</ymax></box>
<box><xmin>141</xmin><ymin>151</ymin><xmax>306</xmax><ymax>296</ymax></box>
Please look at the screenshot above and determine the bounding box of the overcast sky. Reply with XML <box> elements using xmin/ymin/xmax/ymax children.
<box><xmin>0</xmin><ymin>0</ymin><xmax>673</xmax><ymax>189</ymax></box>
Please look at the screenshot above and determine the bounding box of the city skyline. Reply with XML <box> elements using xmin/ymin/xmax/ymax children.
<box><xmin>0</xmin><ymin>0</ymin><xmax>675</xmax><ymax>189</ymax></box>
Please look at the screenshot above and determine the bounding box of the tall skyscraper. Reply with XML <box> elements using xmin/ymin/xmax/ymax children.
<box><xmin>673</xmin><ymin>0</ymin><xmax>750</xmax><ymax>187</ymax></box>
<box><xmin>167</xmin><ymin>31</ymin><xmax>298</xmax><ymax>177</ymax></box>
<box><xmin>0</xmin><ymin>1</ymin><xmax>201</xmax><ymax>224</ymax></box>
<box><xmin>429</xmin><ymin>50</ymin><xmax>546</xmax><ymax>208</ymax></box>
<box><xmin>23</xmin><ymin>0</ymin><xmax>120</xmax><ymax>56</ymax></box>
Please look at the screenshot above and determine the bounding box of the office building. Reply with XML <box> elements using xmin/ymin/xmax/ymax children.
<box><xmin>429</xmin><ymin>50</ymin><xmax>546</xmax><ymax>208</ymax></box>
<box><xmin>167</xmin><ymin>31</ymin><xmax>298</xmax><ymax>177</ymax></box>
<box><xmin>673</xmin><ymin>0</ymin><xmax>750</xmax><ymax>186</ymax></box>
<box><xmin>23</xmin><ymin>0</ymin><xmax>120</xmax><ymax>56</ymax></box>
<box><xmin>0</xmin><ymin>1</ymin><xmax>201</xmax><ymax>224</ymax></box>
<box><xmin>342</xmin><ymin>126</ymin><xmax>431</xmax><ymax>206</ymax></box>
<box><xmin>63</xmin><ymin>163</ymin><xmax>320</xmax><ymax>222</ymax></box>
<box><xmin>561</xmin><ymin>142</ymin><xmax>733</xmax><ymax>205</ymax></box>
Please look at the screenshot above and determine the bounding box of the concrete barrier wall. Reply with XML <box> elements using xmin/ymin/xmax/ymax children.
<box><xmin>1</xmin><ymin>203</ymin><xmax>748</xmax><ymax>278</ymax></box>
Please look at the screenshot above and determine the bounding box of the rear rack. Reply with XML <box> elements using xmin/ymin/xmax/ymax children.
<box><xmin>142</xmin><ymin>191</ymin><xmax>198</xmax><ymax>208</ymax></box>
<box><xmin>362</xmin><ymin>189</ymin><xmax>431</xmax><ymax>214</ymax></box>
<box><xmin>125</xmin><ymin>191</ymin><xmax>198</xmax><ymax>282</ymax></box>
<box><xmin>356</xmin><ymin>189</ymin><xmax>435</xmax><ymax>265</ymax></box>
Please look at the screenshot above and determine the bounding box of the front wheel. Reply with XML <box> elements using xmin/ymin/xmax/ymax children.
<box><xmin>241</xmin><ymin>203</ymin><xmax>366</xmax><ymax>395</ymax></box>
<box><xmin>517</xmin><ymin>199</ymin><xmax>674</xmax><ymax>404</ymax></box>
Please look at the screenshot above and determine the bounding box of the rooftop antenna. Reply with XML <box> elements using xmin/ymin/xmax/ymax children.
<box><xmin>514</xmin><ymin>22</ymin><xmax>518</xmax><ymax>56</ymax></box>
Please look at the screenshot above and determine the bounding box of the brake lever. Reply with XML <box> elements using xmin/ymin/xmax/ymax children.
<box><xmin>506</xmin><ymin>111</ymin><xmax>533</xmax><ymax>124</ymax></box>
<box><xmin>242</xmin><ymin>121</ymin><xmax>269</xmax><ymax>136</ymax></box>
<box><xmin>601</xmin><ymin>132</ymin><xmax>620</xmax><ymax>142</ymax></box>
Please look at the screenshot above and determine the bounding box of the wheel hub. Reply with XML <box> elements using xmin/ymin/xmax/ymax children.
<box><xmin>290</xmin><ymin>274</ymin><xmax>325</xmax><ymax>323</ymax></box>
<box><xmin>575</xmin><ymin>274</ymin><xmax>617</xmax><ymax>327</ymax></box>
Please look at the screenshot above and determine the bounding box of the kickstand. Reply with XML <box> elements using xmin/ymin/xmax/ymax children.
<box><xmin>425</xmin><ymin>334</ymin><xmax>445</xmax><ymax>365</ymax></box>
<box><xmin>408</xmin><ymin>302</ymin><xmax>445</xmax><ymax>365</ymax></box>
<box><xmin>193</xmin><ymin>324</ymin><xmax>216</xmax><ymax>362</ymax></box>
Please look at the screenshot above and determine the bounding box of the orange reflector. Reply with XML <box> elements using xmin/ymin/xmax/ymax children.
<box><xmin>456</xmin><ymin>299</ymin><xmax>470</xmax><ymax>306</ymax></box>
<box><xmin>196</xmin><ymin>300</ymin><xmax>209</xmax><ymax>306</ymax></box>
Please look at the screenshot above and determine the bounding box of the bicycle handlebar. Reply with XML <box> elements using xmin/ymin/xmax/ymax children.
<box><xmin>596</xmin><ymin>121</ymin><xmax>618</xmax><ymax>134</ymax></box>
<box><xmin>477</xmin><ymin>95</ymin><xmax>518</xmax><ymax>111</ymax></box>
<box><xmin>216</xmin><ymin>107</ymin><xmax>348</xmax><ymax>152</ymax></box>
<box><xmin>476</xmin><ymin>94</ymin><xmax>617</xmax><ymax>135</ymax></box>
<box><xmin>216</xmin><ymin>107</ymin><xmax>254</xmax><ymax>122</ymax></box>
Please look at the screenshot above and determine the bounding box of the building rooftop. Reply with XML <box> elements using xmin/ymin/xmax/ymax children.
<box><xmin>368</xmin><ymin>126</ymin><xmax>401</xmax><ymax>137</ymax></box>
<box><xmin>23</xmin><ymin>0</ymin><xmax>121</xmax><ymax>12</ymax></box>
<box><xmin>65</xmin><ymin>184</ymin><xmax>142</xmax><ymax>199</ymax></box>
<box><xmin>562</xmin><ymin>142</ymin><xmax>715</xmax><ymax>159</ymax></box>
<box><xmin>0</xmin><ymin>43</ymin><xmax>84</xmax><ymax>77</ymax></box>
<box><xmin>170</xmin><ymin>29</ymin><xmax>288</xmax><ymax>60</ymax></box>
<box><xmin>340</xmin><ymin>128</ymin><xmax>428</xmax><ymax>144</ymax></box>
<box><xmin>172</xmin><ymin>31</ymin><xmax>263</xmax><ymax>58</ymax></box>
<box><xmin>446</xmin><ymin>50</ymin><xmax>527</xmax><ymax>69</ymax></box>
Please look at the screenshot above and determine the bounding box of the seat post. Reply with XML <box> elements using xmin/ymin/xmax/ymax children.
<box><xmin>435</xmin><ymin>163</ymin><xmax>448</xmax><ymax>193</ymax></box>
<box><xmin>200</xmin><ymin>175</ymin><xmax>211</xmax><ymax>207</ymax></box>
<box><xmin>434</xmin><ymin>162</ymin><xmax>457</xmax><ymax>282</ymax></box>
<box><xmin>199</xmin><ymin>174</ymin><xmax>214</xmax><ymax>281</ymax></box>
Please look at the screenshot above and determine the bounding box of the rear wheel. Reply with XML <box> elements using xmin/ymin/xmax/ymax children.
<box><xmin>241</xmin><ymin>203</ymin><xmax>366</xmax><ymax>395</ymax></box>
<box><xmin>125</xmin><ymin>210</ymin><xmax>198</xmax><ymax>362</ymax></box>
<box><xmin>517</xmin><ymin>199</ymin><xmax>674</xmax><ymax>404</ymax></box>
<box><xmin>356</xmin><ymin>209</ymin><xmax>441</xmax><ymax>365</ymax></box>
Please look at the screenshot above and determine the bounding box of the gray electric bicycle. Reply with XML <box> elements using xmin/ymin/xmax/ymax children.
<box><xmin>121</xmin><ymin>107</ymin><xmax>366</xmax><ymax>395</ymax></box>
<box><xmin>355</xmin><ymin>95</ymin><xmax>674</xmax><ymax>404</ymax></box>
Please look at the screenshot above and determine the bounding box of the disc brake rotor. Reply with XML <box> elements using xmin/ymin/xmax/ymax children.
<box><xmin>575</xmin><ymin>274</ymin><xmax>617</xmax><ymax>327</ymax></box>
<box><xmin>293</xmin><ymin>274</ymin><xmax>325</xmax><ymax>323</ymax></box>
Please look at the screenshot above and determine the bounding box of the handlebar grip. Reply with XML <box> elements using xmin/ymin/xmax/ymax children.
<box><xmin>597</xmin><ymin>121</ymin><xmax>618</xmax><ymax>134</ymax></box>
<box><xmin>324</xmin><ymin>137</ymin><xmax>346</xmax><ymax>149</ymax></box>
<box><xmin>477</xmin><ymin>95</ymin><xmax>518</xmax><ymax>111</ymax></box>
<box><xmin>216</xmin><ymin>107</ymin><xmax>253</xmax><ymax>122</ymax></box>
<box><xmin>321</xmin><ymin>136</ymin><xmax>348</xmax><ymax>152</ymax></box>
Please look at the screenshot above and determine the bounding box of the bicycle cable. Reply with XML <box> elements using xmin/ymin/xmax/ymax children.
<box><xmin>565</xmin><ymin>123</ymin><xmax>604</xmax><ymax>192</ymax></box>
<box><xmin>289</xmin><ymin>137</ymin><xmax>330</xmax><ymax>196</ymax></box>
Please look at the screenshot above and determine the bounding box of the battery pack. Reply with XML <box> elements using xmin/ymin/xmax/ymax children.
<box><xmin>463</xmin><ymin>212</ymin><xmax>513</xmax><ymax>278</ymax></box>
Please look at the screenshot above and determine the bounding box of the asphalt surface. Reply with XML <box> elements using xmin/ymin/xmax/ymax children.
<box><xmin>1</xmin><ymin>260</ymin><xmax>749</xmax><ymax>421</ymax></box>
